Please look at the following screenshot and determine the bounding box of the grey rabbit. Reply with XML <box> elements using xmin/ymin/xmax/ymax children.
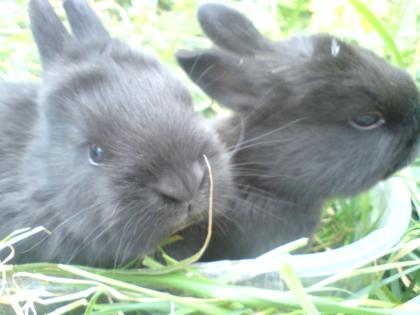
<box><xmin>0</xmin><ymin>0</ymin><xmax>232</xmax><ymax>268</ymax></box>
<box><xmin>173</xmin><ymin>3</ymin><xmax>420</xmax><ymax>260</ymax></box>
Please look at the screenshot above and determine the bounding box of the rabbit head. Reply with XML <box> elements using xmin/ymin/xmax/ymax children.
<box><xmin>177</xmin><ymin>3</ymin><xmax>420</xmax><ymax>202</ymax></box>
<box><xmin>19</xmin><ymin>0</ymin><xmax>232</xmax><ymax>267</ymax></box>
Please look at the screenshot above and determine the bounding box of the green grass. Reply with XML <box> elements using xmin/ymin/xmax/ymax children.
<box><xmin>1</xmin><ymin>0</ymin><xmax>419</xmax><ymax>314</ymax></box>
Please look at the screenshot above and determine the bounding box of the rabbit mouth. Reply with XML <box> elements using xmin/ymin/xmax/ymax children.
<box><xmin>168</xmin><ymin>203</ymin><xmax>204</xmax><ymax>234</ymax></box>
<box><xmin>172</xmin><ymin>221</ymin><xmax>194</xmax><ymax>235</ymax></box>
<box><xmin>174</xmin><ymin>212</ymin><xmax>203</xmax><ymax>233</ymax></box>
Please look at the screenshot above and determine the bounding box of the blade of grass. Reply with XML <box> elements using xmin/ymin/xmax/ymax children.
<box><xmin>278</xmin><ymin>257</ymin><xmax>320</xmax><ymax>315</ymax></box>
<box><xmin>0</xmin><ymin>226</ymin><xmax>48</xmax><ymax>251</ymax></box>
<box><xmin>354</xmin><ymin>265</ymin><xmax>420</xmax><ymax>298</ymax></box>
<box><xmin>59</xmin><ymin>264</ymin><xmax>228</xmax><ymax>315</ymax></box>
<box><xmin>98</xmin><ymin>271</ymin><xmax>415</xmax><ymax>315</ymax></box>
<box><xmin>348</xmin><ymin>0</ymin><xmax>404</xmax><ymax>66</ymax></box>
<box><xmin>89</xmin><ymin>302</ymin><xmax>174</xmax><ymax>315</ymax></box>
<box><xmin>45</xmin><ymin>299</ymin><xmax>87</xmax><ymax>315</ymax></box>
<box><xmin>8</xmin><ymin>261</ymin><xmax>420</xmax><ymax>315</ymax></box>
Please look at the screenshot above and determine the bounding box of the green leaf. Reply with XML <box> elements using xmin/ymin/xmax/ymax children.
<box><xmin>349</xmin><ymin>0</ymin><xmax>404</xmax><ymax>66</ymax></box>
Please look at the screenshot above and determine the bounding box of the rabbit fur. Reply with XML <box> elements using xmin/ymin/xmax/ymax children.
<box><xmin>174</xmin><ymin>3</ymin><xmax>420</xmax><ymax>260</ymax></box>
<box><xmin>0</xmin><ymin>0</ymin><xmax>232</xmax><ymax>267</ymax></box>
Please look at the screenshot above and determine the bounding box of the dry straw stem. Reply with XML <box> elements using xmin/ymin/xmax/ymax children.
<box><xmin>190</xmin><ymin>154</ymin><xmax>214</xmax><ymax>262</ymax></box>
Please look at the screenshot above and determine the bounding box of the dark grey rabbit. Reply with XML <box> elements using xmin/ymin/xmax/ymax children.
<box><xmin>174</xmin><ymin>3</ymin><xmax>420</xmax><ymax>260</ymax></box>
<box><xmin>0</xmin><ymin>0</ymin><xmax>232</xmax><ymax>267</ymax></box>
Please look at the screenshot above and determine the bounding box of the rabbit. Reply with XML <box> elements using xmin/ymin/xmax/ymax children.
<box><xmin>173</xmin><ymin>3</ymin><xmax>420</xmax><ymax>260</ymax></box>
<box><xmin>0</xmin><ymin>0</ymin><xmax>233</xmax><ymax>268</ymax></box>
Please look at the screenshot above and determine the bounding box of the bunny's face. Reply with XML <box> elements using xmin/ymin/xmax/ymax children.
<box><xmin>236</xmin><ymin>35</ymin><xmax>420</xmax><ymax>199</ymax></box>
<box><xmin>23</xmin><ymin>0</ymin><xmax>232</xmax><ymax>266</ymax></box>
<box><xmin>177</xmin><ymin>4</ymin><xmax>419</xmax><ymax>201</ymax></box>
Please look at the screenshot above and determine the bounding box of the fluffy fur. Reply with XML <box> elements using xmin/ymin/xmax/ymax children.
<box><xmin>0</xmin><ymin>0</ymin><xmax>232</xmax><ymax>267</ymax></box>
<box><xmin>175</xmin><ymin>3</ymin><xmax>420</xmax><ymax>260</ymax></box>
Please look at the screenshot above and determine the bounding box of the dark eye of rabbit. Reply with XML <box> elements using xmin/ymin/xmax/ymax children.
<box><xmin>349</xmin><ymin>112</ymin><xmax>385</xmax><ymax>130</ymax></box>
<box><xmin>88</xmin><ymin>144</ymin><xmax>104</xmax><ymax>165</ymax></box>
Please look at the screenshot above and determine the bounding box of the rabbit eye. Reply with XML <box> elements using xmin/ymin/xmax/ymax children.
<box><xmin>88</xmin><ymin>144</ymin><xmax>104</xmax><ymax>165</ymax></box>
<box><xmin>349</xmin><ymin>112</ymin><xmax>385</xmax><ymax>130</ymax></box>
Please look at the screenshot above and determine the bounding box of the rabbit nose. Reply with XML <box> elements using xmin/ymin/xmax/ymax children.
<box><xmin>155</xmin><ymin>162</ymin><xmax>205</xmax><ymax>203</ymax></box>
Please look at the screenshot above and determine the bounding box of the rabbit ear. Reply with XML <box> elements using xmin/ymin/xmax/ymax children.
<box><xmin>29</xmin><ymin>0</ymin><xmax>72</xmax><ymax>68</ymax></box>
<box><xmin>63</xmin><ymin>0</ymin><xmax>110</xmax><ymax>40</ymax></box>
<box><xmin>176</xmin><ymin>49</ymin><xmax>259</xmax><ymax>112</ymax></box>
<box><xmin>197</xmin><ymin>2</ymin><xmax>272</xmax><ymax>56</ymax></box>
